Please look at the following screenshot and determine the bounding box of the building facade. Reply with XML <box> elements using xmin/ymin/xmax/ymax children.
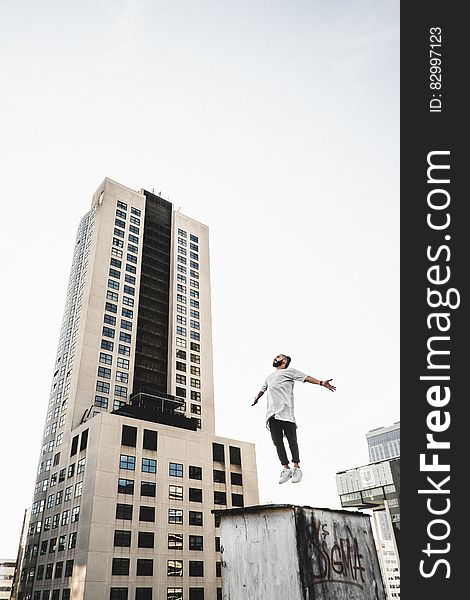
<box><xmin>12</xmin><ymin>179</ymin><xmax>259</xmax><ymax>600</ymax></box>
<box><xmin>366</xmin><ymin>423</ymin><xmax>400</xmax><ymax>463</ymax></box>
<box><xmin>0</xmin><ymin>558</ymin><xmax>16</xmax><ymax>599</ymax></box>
<box><xmin>336</xmin><ymin>458</ymin><xmax>400</xmax><ymax>600</ymax></box>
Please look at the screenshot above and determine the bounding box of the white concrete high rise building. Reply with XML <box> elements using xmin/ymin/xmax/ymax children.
<box><xmin>12</xmin><ymin>179</ymin><xmax>259</xmax><ymax>600</ymax></box>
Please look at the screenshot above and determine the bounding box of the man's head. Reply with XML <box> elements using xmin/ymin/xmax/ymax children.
<box><xmin>273</xmin><ymin>354</ymin><xmax>291</xmax><ymax>369</ymax></box>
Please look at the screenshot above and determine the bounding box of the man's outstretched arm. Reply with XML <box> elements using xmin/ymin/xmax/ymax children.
<box><xmin>252</xmin><ymin>389</ymin><xmax>265</xmax><ymax>406</ymax></box>
<box><xmin>305</xmin><ymin>376</ymin><xmax>336</xmax><ymax>392</ymax></box>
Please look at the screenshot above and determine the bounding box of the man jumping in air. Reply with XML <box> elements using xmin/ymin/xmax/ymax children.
<box><xmin>252</xmin><ymin>354</ymin><xmax>336</xmax><ymax>484</ymax></box>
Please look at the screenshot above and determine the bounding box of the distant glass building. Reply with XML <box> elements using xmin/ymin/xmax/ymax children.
<box><xmin>366</xmin><ymin>422</ymin><xmax>400</xmax><ymax>462</ymax></box>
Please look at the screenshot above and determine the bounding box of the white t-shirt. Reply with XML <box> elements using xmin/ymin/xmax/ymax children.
<box><xmin>260</xmin><ymin>368</ymin><xmax>308</xmax><ymax>429</ymax></box>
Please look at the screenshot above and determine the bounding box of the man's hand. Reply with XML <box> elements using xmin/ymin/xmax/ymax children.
<box><xmin>322</xmin><ymin>379</ymin><xmax>336</xmax><ymax>392</ymax></box>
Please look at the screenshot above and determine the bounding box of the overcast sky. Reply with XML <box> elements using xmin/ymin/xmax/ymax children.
<box><xmin>0</xmin><ymin>0</ymin><xmax>399</xmax><ymax>557</ymax></box>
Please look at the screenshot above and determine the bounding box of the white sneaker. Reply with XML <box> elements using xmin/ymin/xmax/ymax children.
<box><xmin>291</xmin><ymin>467</ymin><xmax>303</xmax><ymax>483</ymax></box>
<box><xmin>279</xmin><ymin>467</ymin><xmax>293</xmax><ymax>484</ymax></box>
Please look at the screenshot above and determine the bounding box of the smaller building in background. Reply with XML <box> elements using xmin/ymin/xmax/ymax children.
<box><xmin>0</xmin><ymin>558</ymin><xmax>16</xmax><ymax>599</ymax></box>
<box><xmin>366</xmin><ymin>422</ymin><xmax>400</xmax><ymax>462</ymax></box>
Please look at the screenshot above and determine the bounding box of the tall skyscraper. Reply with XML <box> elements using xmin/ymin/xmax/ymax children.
<box><xmin>366</xmin><ymin>422</ymin><xmax>400</xmax><ymax>463</ymax></box>
<box><xmin>12</xmin><ymin>178</ymin><xmax>259</xmax><ymax>600</ymax></box>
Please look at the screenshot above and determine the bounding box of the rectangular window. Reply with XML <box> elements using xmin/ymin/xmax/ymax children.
<box><xmin>167</xmin><ymin>589</ymin><xmax>183</xmax><ymax>600</ymax></box>
<box><xmin>116</xmin><ymin>209</ymin><xmax>127</xmax><ymax>218</ymax></box>
<box><xmin>71</xmin><ymin>507</ymin><xmax>80</xmax><ymax>523</ymax></box>
<box><xmin>118</xmin><ymin>478</ymin><xmax>134</xmax><ymax>495</ymax></box>
<box><xmin>118</xmin><ymin>344</ymin><xmax>131</xmax><ymax>356</ymax></box>
<box><xmin>96</xmin><ymin>381</ymin><xmax>110</xmax><ymax>394</ymax></box>
<box><xmin>142</xmin><ymin>458</ymin><xmax>157</xmax><ymax>473</ymax></box>
<box><xmin>175</xmin><ymin>374</ymin><xmax>186</xmax><ymax>385</ymax></box>
<box><xmin>191</xmin><ymin>366</ymin><xmax>201</xmax><ymax>376</ymax></box>
<box><xmin>143</xmin><ymin>429</ymin><xmax>157</xmax><ymax>451</ymax></box>
<box><xmin>168</xmin><ymin>509</ymin><xmax>183</xmax><ymax>524</ymax></box>
<box><xmin>141</xmin><ymin>481</ymin><xmax>156</xmax><ymax>497</ymax></box>
<box><xmin>175</xmin><ymin>386</ymin><xmax>186</xmax><ymax>398</ymax></box>
<box><xmin>131</xmin><ymin>207</ymin><xmax>140</xmax><ymax>215</ymax></box>
<box><xmin>190</xmin><ymin>299</ymin><xmax>199</xmax><ymax>309</ymax></box>
<box><xmin>169</xmin><ymin>463</ymin><xmax>183</xmax><ymax>478</ymax></box>
<box><xmin>190</xmin><ymin>378</ymin><xmax>201</xmax><ymax>389</ymax></box>
<box><xmin>112</xmin><ymin>247</ymin><xmax>123</xmax><ymax>258</ymax></box>
<box><xmin>110</xmin><ymin>589</ymin><xmax>128</xmax><ymax>600</ymax></box>
<box><xmin>168</xmin><ymin>534</ymin><xmax>183</xmax><ymax>550</ymax></box>
<box><xmin>114</xmin><ymin>228</ymin><xmax>125</xmax><ymax>238</ymax></box>
<box><xmin>231</xmin><ymin>472</ymin><xmax>243</xmax><ymax>486</ymax></box>
<box><xmin>121</xmin><ymin>319</ymin><xmax>132</xmax><ymax>330</ymax></box>
<box><xmin>58</xmin><ymin>534</ymin><xmax>66</xmax><ymax>551</ymax></box>
<box><xmin>114</xmin><ymin>530</ymin><xmax>131</xmax><ymax>547</ymax></box>
<box><xmin>190</xmin><ymin>331</ymin><xmax>200</xmax><ymax>341</ymax></box>
<box><xmin>176</xmin><ymin>294</ymin><xmax>186</xmax><ymax>304</ymax></box>
<box><xmin>115</xmin><ymin>385</ymin><xmax>128</xmax><ymax>397</ymax></box>
<box><xmin>169</xmin><ymin>485</ymin><xmax>183</xmax><ymax>501</ymax></box>
<box><xmin>177</xmin><ymin>264</ymin><xmax>186</xmax><ymax>274</ymax></box>
<box><xmin>64</xmin><ymin>559</ymin><xmax>74</xmax><ymax>577</ymax></box>
<box><xmin>176</xmin><ymin>314</ymin><xmax>186</xmax><ymax>325</ymax></box>
<box><xmin>102</xmin><ymin>326</ymin><xmax>115</xmax><ymax>338</ymax></box>
<box><xmin>138</xmin><ymin>532</ymin><xmax>155</xmax><ymax>548</ymax></box>
<box><xmin>167</xmin><ymin>560</ymin><xmax>183</xmax><ymax>577</ymax></box>
<box><xmin>113</xmin><ymin>237</ymin><xmax>124</xmax><ymax>248</ymax></box>
<box><xmin>214</xmin><ymin>491</ymin><xmax>227</xmax><ymax>505</ymax></box>
<box><xmin>111</xmin><ymin>258</ymin><xmax>122</xmax><ymax>269</ymax></box>
<box><xmin>100</xmin><ymin>352</ymin><xmax>113</xmax><ymax>365</ymax></box>
<box><xmin>231</xmin><ymin>493</ymin><xmax>244</xmax><ymax>507</ymax></box>
<box><xmin>189</xmin><ymin>535</ymin><xmax>203</xmax><ymax>551</ymax></box>
<box><xmin>112</xmin><ymin>558</ymin><xmax>130</xmax><ymax>576</ymax></box>
<box><xmin>229</xmin><ymin>446</ymin><xmax>242</xmax><ymax>466</ymax></box>
<box><xmin>119</xmin><ymin>332</ymin><xmax>132</xmax><ymax>343</ymax></box>
<box><xmin>136</xmin><ymin>559</ymin><xmax>153</xmax><ymax>576</ymax></box>
<box><xmin>177</xmin><ymin>304</ymin><xmax>186</xmax><ymax>315</ymax></box>
<box><xmin>191</xmin><ymin>391</ymin><xmax>201</xmax><ymax>402</ymax></box>
<box><xmin>116</xmin><ymin>371</ymin><xmax>128</xmax><ymax>383</ymax></box>
<box><xmin>98</xmin><ymin>366</ymin><xmax>111</xmax><ymax>379</ymax></box>
<box><xmin>212</xmin><ymin>443</ymin><xmax>225</xmax><ymax>462</ymax></box>
<box><xmin>127</xmin><ymin>253</ymin><xmax>137</xmax><ymax>264</ymax></box>
<box><xmin>123</xmin><ymin>285</ymin><xmax>135</xmax><ymax>296</ymax></box>
<box><xmin>125</xmin><ymin>262</ymin><xmax>136</xmax><ymax>273</ymax></box>
<box><xmin>190</xmin><ymin>289</ymin><xmax>199</xmax><ymax>299</ymax></box>
<box><xmin>124</xmin><ymin>274</ymin><xmax>136</xmax><ymax>285</ymax></box>
<box><xmin>176</xmin><ymin>326</ymin><xmax>186</xmax><ymax>336</ymax></box>
<box><xmin>74</xmin><ymin>482</ymin><xmax>83</xmax><ymax>497</ymax></box>
<box><xmin>115</xmin><ymin>218</ymin><xmax>126</xmax><ymax>228</ymax></box>
<box><xmin>101</xmin><ymin>340</ymin><xmax>114</xmax><ymax>351</ymax></box>
<box><xmin>177</xmin><ymin>255</ymin><xmax>186</xmax><ymax>265</ymax></box>
<box><xmin>213</xmin><ymin>470</ymin><xmax>226</xmax><ymax>484</ymax></box>
<box><xmin>188</xmin><ymin>488</ymin><xmax>202</xmax><ymax>503</ymax></box>
<box><xmin>77</xmin><ymin>458</ymin><xmax>86</xmax><ymax>474</ymax></box>
<box><xmin>61</xmin><ymin>510</ymin><xmax>70</xmax><ymax>526</ymax></box>
<box><xmin>191</xmin><ymin>404</ymin><xmax>201</xmax><ymax>415</ymax></box>
<box><xmin>117</xmin><ymin>357</ymin><xmax>130</xmax><ymax>369</ymax></box>
<box><xmin>109</xmin><ymin>268</ymin><xmax>121</xmax><ymax>279</ymax></box>
<box><xmin>116</xmin><ymin>503</ymin><xmax>133</xmax><ymax>520</ymax></box>
<box><xmin>64</xmin><ymin>487</ymin><xmax>72</xmax><ymax>502</ymax></box>
<box><xmin>178</xmin><ymin>246</ymin><xmax>187</xmax><ymax>255</ymax></box>
<box><xmin>189</xmin><ymin>511</ymin><xmax>203</xmax><ymax>526</ymax></box>
<box><xmin>176</xmin><ymin>337</ymin><xmax>186</xmax><ymax>348</ymax></box>
<box><xmin>68</xmin><ymin>532</ymin><xmax>77</xmax><ymax>549</ymax></box>
<box><xmin>189</xmin><ymin>466</ymin><xmax>202</xmax><ymax>480</ymax></box>
<box><xmin>190</xmin><ymin>309</ymin><xmax>200</xmax><ymax>319</ymax></box>
<box><xmin>108</xmin><ymin>279</ymin><xmax>120</xmax><ymax>290</ymax></box>
<box><xmin>189</xmin><ymin>561</ymin><xmax>204</xmax><ymax>577</ymax></box>
<box><xmin>119</xmin><ymin>455</ymin><xmax>135</xmax><ymax>470</ymax></box>
<box><xmin>139</xmin><ymin>506</ymin><xmax>155</xmax><ymax>522</ymax></box>
<box><xmin>106</xmin><ymin>302</ymin><xmax>118</xmax><ymax>313</ymax></box>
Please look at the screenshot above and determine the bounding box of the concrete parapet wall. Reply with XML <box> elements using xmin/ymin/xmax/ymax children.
<box><xmin>218</xmin><ymin>504</ymin><xmax>386</xmax><ymax>600</ymax></box>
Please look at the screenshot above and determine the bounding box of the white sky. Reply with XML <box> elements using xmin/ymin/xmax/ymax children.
<box><xmin>0</xmin><ymin>0</ymin><xmax>399</xmax><ymax>557</ymax></box>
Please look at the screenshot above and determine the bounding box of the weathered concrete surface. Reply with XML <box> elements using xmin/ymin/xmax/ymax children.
<box><xmin>217</xmin><ymin>504</ymin><xmax>386</xmax><ymax>600</ymax></box>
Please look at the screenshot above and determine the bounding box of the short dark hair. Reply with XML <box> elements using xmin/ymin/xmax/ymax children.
<box><xmin>282</xmin><ymin>355</ymin><xmax>292</xmax><ymax>367</ymax></box>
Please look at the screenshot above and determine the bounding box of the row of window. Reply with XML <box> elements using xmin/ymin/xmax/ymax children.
<box><xmin>117</xmin><ymin>478</ymin><xmax>243</xmax><ymax>507</ymax></box>
<box><xmin>110</xmin><ymin>586</ymin><xmax>216</xmax><ymax>600</ymax></box>
<box><xmin>111</xmin><ymin>558</ymin><xmax>220</xmax><ymax>578</ymax></box>
<box><xmin>28</xmin><ymin>506</ymin><xmax>80</xmax><ymax>536</ymax></box>
<box><xmin>114</xmin><ymin>531</ymin><xmax>208</xmax><ymax>553</ymax></box>
<box><xmin>35</xmin><ymin>558</ymin><xmax>74</xmax><ymax>580</ymax></box>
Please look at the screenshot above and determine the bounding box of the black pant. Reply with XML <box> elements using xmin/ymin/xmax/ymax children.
<box><xmin>269</xmin><ymin>417</ymin><xmax>300</xmax><ymax>465</ymax></box>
